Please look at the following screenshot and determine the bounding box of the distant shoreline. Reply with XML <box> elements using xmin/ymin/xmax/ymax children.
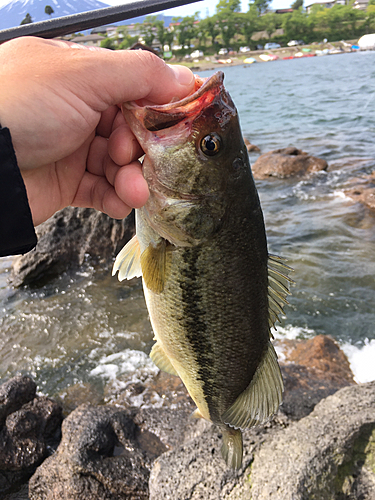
<box><xmin>173</xmin><ymin>41</ymin><xmax>360</xmax><ymax>72</ymax></box>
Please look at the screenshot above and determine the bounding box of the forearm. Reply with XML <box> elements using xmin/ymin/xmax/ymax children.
<box><xmin>0</xmin><ymin>127</ymin><xmax>37</xmax><ymax>257</ymax></box>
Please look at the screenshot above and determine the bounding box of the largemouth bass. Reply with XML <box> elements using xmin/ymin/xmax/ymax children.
<box><xmin>112</xmin><ymin>71</ymin><xmax>292</xmax><ymax>469</ymax></box>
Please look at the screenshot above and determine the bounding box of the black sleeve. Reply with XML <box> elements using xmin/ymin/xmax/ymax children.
<box><xmin>0</xmin><ymin>126</ymin><xmax>37</xmax><ymax>257</ymax></box>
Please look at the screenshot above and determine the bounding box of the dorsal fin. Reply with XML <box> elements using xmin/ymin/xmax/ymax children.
<box><xmin>222</xmin><ymin>341</ymin><xmax>283</xmax><ymax>430</ymax></box>
<box><xmin>112</xmin><ymin>235</ymin><xmax>142</xmax><ymax>281</ymax></box>
<box><xmin>267</xmin><ymin>254</ymin><xmax>294</xmax><ymax>332</ymax></box>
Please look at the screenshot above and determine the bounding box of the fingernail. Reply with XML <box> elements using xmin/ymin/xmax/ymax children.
<box><xmin>168</xmin><ymin>64</ymin><xmax>194</xmax><ymax>86</ymax></box>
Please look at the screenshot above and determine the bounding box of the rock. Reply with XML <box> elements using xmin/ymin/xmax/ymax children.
<box><xmin>251</xmin><ymin>146</ymin><xmax>328</xmax><ymax>179</ymax></box>
<box><xmin>0</xmin><ymin>375</ymin><xmax>62</xmax><ymax>496</ymax></box>
<box><xmin>0</xmin><ymin>375</ymin><xmax>36</xmax><ymax>426</ymax></box>
<box><xmin>235</xmin><ymin>382</ymin><xmax>375</xmax><ymax>500</ymax></box>
<box><xmin>11</xmin><ymin>208</ymin><xmax>135</xmax><ymax>287</ymax></box>
<box><xmin>277</xmin><ymin>335</ymin><xmax>355</xmax><ymax>420</ymax></box>
<box><xmin>243</xmin><ymin>137</ymin><xmax>261</xmax><ymax>152</ymax></box>
<box><xmin>278</xmin><ymin>334</ymin><xmax>355</xmax><ymax>385</ymax></box>
<box><xmin>149</xmin><ymin>382</ymin><xmax>375</xmax><ymax>500</ymax></box>
<box><xmin>28</xmin><ymin>404</ymin><xmax>155</xmax><ymax>500</ymax></box>
<box><xmin>345</xmin><ymin>172</ymin><xmax>375</xmax><ymax>211</ymax></box>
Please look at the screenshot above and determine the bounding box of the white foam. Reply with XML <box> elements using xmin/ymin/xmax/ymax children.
<box><xmin>342</xmin><ymin>339</ymin><xmax>375</xmax><ymax>383</ymax></box>
<box><xmin>89</xmin><ymin>348</ymin><xmax>158</xmax><ymax>388</ymax></box>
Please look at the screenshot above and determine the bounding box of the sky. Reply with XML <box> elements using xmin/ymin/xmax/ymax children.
<box><xmin>0</xmin><ymin>0</ymin><xmax>293</xmax><ymax>17</ymax></box>
<box><xmin>111</xmin><ymin>0</ymin><xmax>293</xmax><ymax>18</ymax></box>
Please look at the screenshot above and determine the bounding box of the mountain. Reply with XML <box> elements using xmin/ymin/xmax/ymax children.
<box><xmin>0</xmin><ymin>0</ymin><xmax>176</xmax><ymax>32</ymax></box>
<box><xmin>0</xmin><ymin>0</ymin><xmax>110</xmax><ymax>31</ymax></box>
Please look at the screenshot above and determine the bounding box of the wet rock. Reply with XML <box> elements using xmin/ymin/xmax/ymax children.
<box><xmin>251</xmin><ymin>146</ymin><xmax>328</xmax><ymax>179</ymax></box>
<box><xmin>243</xmin><ymin>137</ymin><xmax>261</xmax><ymax>152</ymax></box>
<box><xmin>11</xmin><ymin>208</ymin><xmax>135</xmax><ymax>287</ymax></box>
<box><xmin>0</xmin><ymin>376</ymin><xmax>62</xmax><ymax>496</ymax></box>
<box><xmin>278</xmin><ymin>334</ymin><xmax>355</xmax><ymax>384</ymax></box>
<box><xmin>277</xmin><ymin>335</ymin><xmax>355</xmax><ymax>420</ymax></box>
<box><xmin>0</xmin><ymin>375</ymin><xmax>36</xmax><ymax>426</ymax></box>
<box><xmin>345</xmin><ymin>172</ymin><xmax>375</xmax><ymax>211</ymax></box>
<box><xmin>28</xmin><ymin>404</ymin><xmax>154</xmax><ymax>500</ymax></box>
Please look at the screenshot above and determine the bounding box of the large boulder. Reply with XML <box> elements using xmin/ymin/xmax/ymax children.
<box><xmin>0</xmin><ymin>375</ymin><xmax>62</xmax><ymax>496</ymax></box>
<box><xmin>231</xmin><ymin>382</ymin><xmax>375</xmax><ymax>500</ymax></box>
<box><xmin>251</xmin><ymin>146</ymin><xmax>328</xmax><ymax>179</ymax></box>
<box><xmin>11</xmin><ymin>208</ymin><xmax>135</xmax><ymax>287</ymax></box>
<box><xmin>149</xmin><ymin>382</ymin><xmax>375</xmax><ymax>500</ymax></box>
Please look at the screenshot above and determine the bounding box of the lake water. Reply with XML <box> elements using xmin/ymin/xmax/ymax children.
<box><xmin>0</xmin><ymin>50</ymin><xmax>374</xmax><ymax>400</ymax></box>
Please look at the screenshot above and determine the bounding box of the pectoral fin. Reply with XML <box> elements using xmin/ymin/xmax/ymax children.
<box><xmin>150</xmin><ymin>342</ymin><xmax>179</xmax><ymax>377</ymax></box>
<box><xmin>140</xmin><ymin>239</ymin><xmax>171</xmax><ymax>293</ymax></box>
<box><xmin>112</xmin><ymin>235</ymin><xmax>142</xmax><ymax>281</ymax></box>
<box><xmin>222</xmin><ymin>342</ymin><xmax>283</xmax><ymax>430</ymax></box>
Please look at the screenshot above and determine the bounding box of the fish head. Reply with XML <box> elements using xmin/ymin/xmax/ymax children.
<box><xmin>122</xmin><ymin>71</ymin><xmax>249</xmax><ymax>201</ymax></box>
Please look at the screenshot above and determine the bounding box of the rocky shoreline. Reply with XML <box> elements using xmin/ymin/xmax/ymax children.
<box><xmin>1</xmin><ymin>335</ymin><xmax>375</xmax><ymax>499</ymax></box>
<box><xmin>2</xmin><ymin>145</ymin><xmax>375</xmax><ymax>498</ymax></box>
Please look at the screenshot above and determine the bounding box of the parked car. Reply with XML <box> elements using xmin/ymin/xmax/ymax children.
<box><xmin>190</xmin><ymin>50</ymin><xmax>204</xmax><ymax>59</ymax></box>
<box><xmin>239</xmin><ymin>46</ymin><xmax>251</xmax><ymax>53</ymax></box>
<box><xmin>264</xmin><ymin>42</ymin><xmax>281</xmax><ymax>50</ymax></box>
<box><xmin>218</xmin><ymin>48</ymin><xmax>228</xmax><ymax>55</ymax></box>
<box><xmin>287</xmin><ymin>40</ymin><xmax>304</xmax><ymax>47</ymax></box>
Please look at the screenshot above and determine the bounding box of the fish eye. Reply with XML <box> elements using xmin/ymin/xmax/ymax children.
<box><xmin>200</xmin><ymin>133</ymin><xmax>222</xmax><ymax>156</ymax></box>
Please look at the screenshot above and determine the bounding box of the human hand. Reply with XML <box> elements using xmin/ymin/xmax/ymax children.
<box><xmin>0</xmin><ymin>37</ymin><xmax>194</xmax><ymax>226</ymax></box>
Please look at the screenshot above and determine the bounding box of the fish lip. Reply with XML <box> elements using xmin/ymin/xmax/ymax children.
<box><xmin>123</xmin><ymin>71</ymin><xmax>224</xmax><ymax>114</ymax></box>
<box><xmin>122</xmin><ymin>72</ymin><xmax>225</xmax><ymax>132</ymax></box>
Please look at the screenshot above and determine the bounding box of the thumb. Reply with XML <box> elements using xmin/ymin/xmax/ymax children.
<box><xmin>65</xmin><ymin>44</ymin><xmax>196</xmax><ymax>109</ymax></box>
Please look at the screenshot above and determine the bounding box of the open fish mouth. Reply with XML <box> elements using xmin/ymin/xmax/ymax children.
<box><xmin>122</xmin><ymin>71</ymin><xmax>225</xmax><ymax>132</ymax></box>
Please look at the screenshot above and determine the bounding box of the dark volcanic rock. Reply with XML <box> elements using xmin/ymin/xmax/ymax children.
<box><xmin>11</xmin><ymin>208</ymin><xmax>135</xmax><ymax>287</ymax></box>
<box><xmin>252</xmin><ymin>146</ymin><xmax>328</xmax><ymax>179</ymax></box>
<box><xmin>28</xmin><ymin>404</ymin><xmax>154</xmax><ymax>500</ymax></box>
<box><xmin>0</xmin><ymin>376</ymin><xmax>62</xmax><ymax>496</ymax></box>
<box><xmin>0</xmin><ymin>375</ymin><xmax>37</xmax><ymax>427</ymax></box>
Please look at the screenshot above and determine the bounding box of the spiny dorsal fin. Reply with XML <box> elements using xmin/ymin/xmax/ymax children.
<box><xmin>140</xmin><ymin>239</ymin><xmax>171</xmax><ymax>293</ymax></box>
<box><xmin>268</xmin><ymin>254</ymin><xmax>294</xmax><ymax>331</ymax></box>
<box><xmin>112</xmin><ymin>235</ymin><xmax>142</xmax><ymax>281</ymax></box>
<box><xmin>150</xmin><ymin>342</ymin><xmax>179</xmax><ymax>377</ymax></box>
<box><xmin>221</xmin><ymin>426</ymin><xmax>243</xmax><ymax>470</ymax></box>
<box><xmin>222</xmin><ymin>341</ymin><xmax>283</xmax><ymax>430</ymax></box>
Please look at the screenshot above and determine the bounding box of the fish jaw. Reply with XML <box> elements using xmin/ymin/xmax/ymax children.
<box><xmin>121</xmin><ymin>71</ymin><xmax>239</xmax><ymax>200</ymax></box>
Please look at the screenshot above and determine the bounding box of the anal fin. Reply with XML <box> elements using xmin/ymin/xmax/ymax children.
<box><xmin>150</xmin><ymin>342</ymin><xmax>179</xmax><ymax>377</ymax></box>
<box><xmin>222</xmin><ymin>342</ymin><xmax>283</xmax><ymax>430</ymax></box>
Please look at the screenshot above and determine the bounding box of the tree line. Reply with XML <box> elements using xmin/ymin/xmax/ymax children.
<box><xmin>102</xmin><ymin>0</ymin><xmax>375</xmax><ymax>52</ymax></box>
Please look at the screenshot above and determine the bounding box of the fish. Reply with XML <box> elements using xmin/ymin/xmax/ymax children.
<box><xmin>112</xmin><ymin>71</ymin><xmax>293</xmax><ymax>469</ymax></box>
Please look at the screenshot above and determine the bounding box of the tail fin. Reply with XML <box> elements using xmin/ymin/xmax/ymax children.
<box><xmin>221</xmin><ymin>426</ymin><xmax>243</xmax><ymax>469</ymax></box>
